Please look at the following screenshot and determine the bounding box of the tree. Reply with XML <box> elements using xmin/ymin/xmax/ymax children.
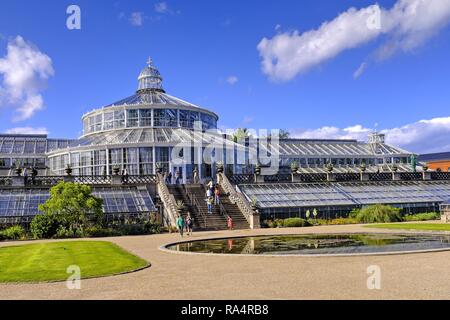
<box><xmin>232</xmin><ymin>128</ymin><xmax>250</xmax><ymax>143</ymax></box>
<box><xmin>38</xmin><ymin>182</ymin><xmax>104</xmax><ymax>232</ymax></box>
<box><xmin>279</xmin><ymin>129</ymin><xmax>290</xmax><ymax>139</ymax></box>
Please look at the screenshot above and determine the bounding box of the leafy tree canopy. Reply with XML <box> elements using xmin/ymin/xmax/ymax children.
<box><xmin>38</xmin><ymin>182</ymin><xmax>104</xmax><ymax>230</ymax></box>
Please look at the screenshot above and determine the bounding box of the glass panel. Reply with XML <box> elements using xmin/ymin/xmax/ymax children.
<box><xmin>139</xmin><ymin>109</ymin><xmax>152</xmax><ymax>127</ymax></box>
<box><xmin>114</xmin><ymin>110</ymin><xmax>125</xmax><ymax>128</ymax></box>
<box><xmin>127</xmin><ymin>109</ymin><xmax>139</xmax><ymax>127</ymax></box>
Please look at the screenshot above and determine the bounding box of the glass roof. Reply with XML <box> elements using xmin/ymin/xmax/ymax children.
<box><xmin>0</xmin><ymin>186</ymin><xmax>155</xmax><ymax>217</ymax></box>
<box><xmin>240</xmin><ymin>180</ymin><xmax>450</xmax><ymax>209</ymax></box>
<box><xmin>104</xmin><ymin>91</ymin><xmax>202</xmax><ymax>109</ymax></box>
<box><xmin>99</xmin><ymin>59</ymin><xmax>216</xmax><ymax>117</ymax></box>
<box><xmin>272</xmin><ymin>139</ymin><xmax>411</xmax><ymax>157</ymax></box>
<box><xmin>296</xmin><ymin>163</ymin><xmax>415</xmax><ymax>173</ymax></box>
<box><xmin>0</xmin><ymin>134</ymin><xmax>74</xmax><ymax>155</ymax></box>
<box><xmin>48</xmin><ymin>128</ymin><xmax>246</xmax><ymax>153</ymax></box>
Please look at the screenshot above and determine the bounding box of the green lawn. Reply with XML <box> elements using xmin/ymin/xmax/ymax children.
<box><xmin>365</xmin><ymin>223</ymin><xmax>450</xmax><ymax>232</ymax></box>
<box><xmin>0</xmin><ymin>241</ymin><xmax>149</xmax><ymax>283</ymax></box>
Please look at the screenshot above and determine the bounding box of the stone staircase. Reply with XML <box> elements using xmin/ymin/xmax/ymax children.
<box><xmin>167</xmin><ymin>184</ymin><xmax>249</xmax><ymax>230</ymax></box>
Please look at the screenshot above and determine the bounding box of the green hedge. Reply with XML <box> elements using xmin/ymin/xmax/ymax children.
<box><xmin>403</xmin><ymin>212</ymin><xmax>440</xmax><ymax>221</ymax></box>
<box><xmin>315</xmin><ymin>217</ymin><xmax>359</xmax><ymax>225</ymax></box>
<box><xmin>282</xmin><ymin>218</ymin><xmax>310</xmax><ymax>228</ymax></box>
<box><xmin>351</xmin><ymin>204</ymin><xmax>402</xmax><ymax>223</ymax></box>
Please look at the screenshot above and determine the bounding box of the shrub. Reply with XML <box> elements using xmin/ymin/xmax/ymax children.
<box><xmin>354</xmin><ymin>204</ymin><xmax>402</xmax><ymax>223</ymax></box>
<box><xmin>54</xmin><ymin>226</ymin><xmax>84</xmax><ymax>239</ymax></box>
<box><xmin>0</xmin><ymin>225</ymin><xmax>26</xmax><ymax>240</ymax></box>
<box><xmin>403</xmin><ymin>212</ymin><xmax>440</xmax><ymax>221</ymax></box>
<box><xmin>30</xmin><ymin>213</ymin><xmax>62</xmax><ymax>239</ymax></box>
<box><xmin>85</xmin><ymin>221</ymin><xmax>162</xmax><ymax>238</ymax></box>
<box><xmin>85</xmin><ymin>226</ymin><xmax>122</xmax><ymax>238</ymax></box>
<box><xmin>282</xmin><ymin>218</ymin><xmax>310</xmax><ymax>228</ymax></box>
<box><xmin>349</xmin><ymin>208</ymin><xmax>361</xmax><ymax>219</ymax></box>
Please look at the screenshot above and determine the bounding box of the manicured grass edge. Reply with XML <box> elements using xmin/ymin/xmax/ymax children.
<box><xmin>0</xmin><ymin>240</ymin><xmax>151</xmax><ymax>284</ymax></box>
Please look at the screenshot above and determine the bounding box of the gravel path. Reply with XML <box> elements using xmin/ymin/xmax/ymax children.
<box><xmin>0</xmin><ymin>224</ymin><xmax>449</xmax><ymax>300</ymax></box>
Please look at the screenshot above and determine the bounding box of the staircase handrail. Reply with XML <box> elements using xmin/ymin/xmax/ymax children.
<box><xmin>219</xmin><ymin>173</ymin><xmax>259</xmax><ymax>229</ymax></box>
<box><xmin>156</xmin><ymin>173</ymin><xmax>178</xmax><ymax>227</ymax></box>
<box><xmin>183</xmin><ymin>185</ymin><xmax>207</xmax><ymax>229</ymax></box>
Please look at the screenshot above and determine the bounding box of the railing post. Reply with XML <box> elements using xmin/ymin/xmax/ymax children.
<box><xmin>111</xmin><ymin>174</ymin><xmax>123</xmax><ymax>185</ymax></box>
<box><xmin>63</xmin><ymin>175</ymin><xmax>75</xmax><ymax>183</ymax></box>
<box><xmin>392</xmin><ymin>172</ymin><xmax>401</xmax><ymax>181</ymax></box>
<box><xmin>12</xmin><ymin>176</ymin><xmax>24</xmax><ymax>187</ymax></box>
<box><xmin>360</xmin><ymin>172</ymin><xmax>370</xmax><ymax>181</ymax></box>
<box><xmin>422</xmin><ymin>171</ymin><xmax>431</xmax><ymax>180</ymax></box>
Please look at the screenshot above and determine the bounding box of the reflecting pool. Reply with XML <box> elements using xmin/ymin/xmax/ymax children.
<box><xmin>166</xmin><ymin>233</ymin><xmax>450</xmax><ymax>255</ymax></box>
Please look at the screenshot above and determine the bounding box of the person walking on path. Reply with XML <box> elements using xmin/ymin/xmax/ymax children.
<box><xmin>23</xmin><ymin>167</ymin><xmax>28</xmax><ymax>185</ymax></box>
<box><xmin>185</xmin><ymin>213</ymin><xmax>194</xmax><ymax>236</ymax></box>
<box><xmin>214</xmin><ymin>185</ymin><xmax>221</xmax><ymax>205</ymax></box>
<box><xmin>206</xmin><ymin>197</ymin><xmax>213</xmax><ymax>214</ymax></box>
<box><xmin>227</xmin><ymin>215</ymin><xmax>233</xmax><ymax>231</ymax></box>
<box><xmin>176</xmin><ymin>215</ymin><xmax>185</xmax><ymax>237</ymax></box>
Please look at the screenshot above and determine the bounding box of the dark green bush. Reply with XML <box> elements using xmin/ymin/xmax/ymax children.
<box><xmin>0</xmin><ymin>225</ymin><xmax>26</xmax><ymax>240</ymax></box>
<box><xmin>354</xmin><ymin>204</ymin><xmax>402</xmax><ymax>223</ymax></box>
<box><xmin>315</xmin><ymin>218</ymin><xmax>359</xmax><ymax>225</ymax></box>
<box><xmin>282</xmin><ymin>218</ymin><xmax>310</xmax><ymax>228</ymax></box>
<box><xmin>30</xmin><ymin>213</ymin><xmax>62</xmax><ymax>239</ymax></box>
<box><xmin>403</xmin><ymin>212</ymin><xmax>439</xmax><ymax>221</ymax></box>
<box><xmin>54</xmin><ymin>226</ymin><xmax>84</xmax><ymax>239</ymax></box>
<box><xmin>85</xmin><ymin>226</ymin><xmax>122</xmax><ymax>237</ymax></box>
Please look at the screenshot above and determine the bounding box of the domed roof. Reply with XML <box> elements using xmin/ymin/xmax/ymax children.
<box><xmin>137</xmin><ymin>57</ymin><xmax>164</xmax><ymax>92</ymax></box>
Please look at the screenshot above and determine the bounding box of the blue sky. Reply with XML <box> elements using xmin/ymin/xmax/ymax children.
<box><xmin>0</xmin><ymin>0</ymin><xmax>450</xmax><ymax>153</ymax></box>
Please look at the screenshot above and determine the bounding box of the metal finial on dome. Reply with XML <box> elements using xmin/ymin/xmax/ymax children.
<box><xmin>137</xmin><ymin>57</ymin><xmax>164</xmax><ymax>93</ymax></box>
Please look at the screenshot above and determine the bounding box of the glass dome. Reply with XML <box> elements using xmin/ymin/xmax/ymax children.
<box><xmin>137</xmin><ymin>58</ymin><xmax>164</xmax><ymax>92</ymax></box>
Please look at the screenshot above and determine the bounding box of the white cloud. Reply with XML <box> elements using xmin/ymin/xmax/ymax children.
<box><xmin>155</xmin><ymin>2</ymin><xmax>169</xmax><ymax>14</ymax></box>
<box><xmin>289</xmin><ymin>116</ymin><xmax>450</xmax><ymax>154</ymax></box>
<box><xmin>353</xmin><ymin>62</ymin><xmax>367</xmax><ymax>79</ymax></box>
<box><xmin>129</xmin><ymin>12</ymin><xmax>144</xmax><ymax>26</ymax></box>
<box><xmin>0</xmin><ymin>36</ymin><xmax>54</xmax><ymax>121</ymax></box>
<box><xmin>155</xmin><ymin>2</ymin><xmax>179</xmax><ymax>15</ymax></box>
<box><xmin>5</xmin><ymin>126</ymin><xmax>49</xmax><ymax>135</ymax></box>
<box><xmin>243</xmin><ymin>116</ymin><xmax>254</xmax><ymax>125</ymax></box>
<box><xmin>226</xmin><ymin>75</ymin><xmax>239</xmax><ymax>85</ymax></box>
<box><xmin>257</xmin><ymin>0</ymin><xmax>450</xmax><ymax>81</ymax></box>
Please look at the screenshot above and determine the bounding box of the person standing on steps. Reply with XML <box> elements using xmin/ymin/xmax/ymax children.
<box><xmin>175</xmin><ymin>170</ymin><xmax>181</xmax><ymax>185</ymax></box>
<box><xmin>185</xmin><ymin>213</ymin><xmax>194</xmax><ymax>236</ymax></box>
<box><xmin>214</xmin><ymin>184</ymin><xmax>221</xmax><ymax>205</ymax></box>
<box><xmin>166</xmin><ymin>171</ymin><xmax>172</xmax><ymax>185</ymax></box>
<box><xmin>227</xmin><ymin>215</ymin><xmax>233</xmax><ymax>231</ymax></box>
<box><xmin>206</xmin><ymin>185</ymin><xmax>212</xmax><ymax>198</ymax></box>
<box><xmin>206</xmin><ymin>197</ymin><xmax>213</xmax><ymax>214</ymax></box>
<box><xmin>176</xmin><ymin>215</ymin><xmax>185</xmax><ymax>237</ymax></box>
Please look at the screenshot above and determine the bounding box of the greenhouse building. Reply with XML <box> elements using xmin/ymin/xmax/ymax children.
<box><xmin>1</xmin><ymin>58</ymin><xmax>450</xmax><ymax>228</ymax></box>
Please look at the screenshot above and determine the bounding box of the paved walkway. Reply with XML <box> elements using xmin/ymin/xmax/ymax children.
<box><xmin>1</xmin><ymin>224</ymin><xmax>449</xmax><ymax>300</ymax></box>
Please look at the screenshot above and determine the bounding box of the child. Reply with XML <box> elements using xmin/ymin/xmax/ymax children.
<box><xmin>207</xmin><ymin>197</ymin><xmax>213</xmax><ymax>214</ymax></box>
<box><xmin>227</xmin><ymin>215</ymin><xmax>233</xmax><ymax>230</ymax></box>
<box><xmin>214</xmin><ymin>185</ymin><xmax>221</xmax><ymax>205</ymax></box>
